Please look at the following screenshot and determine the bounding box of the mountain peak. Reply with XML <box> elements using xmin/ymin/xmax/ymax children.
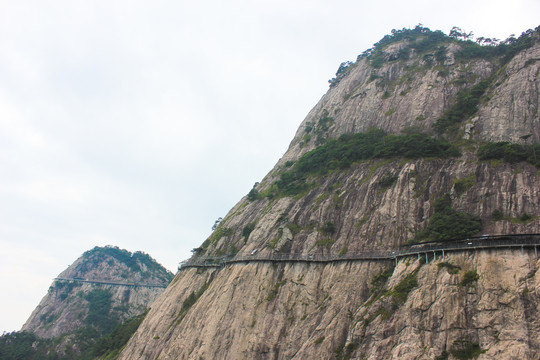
<box><xmin>21</xmin><ymin>246</ymin><xmax>172</xmax><ymax>339</ymax></box>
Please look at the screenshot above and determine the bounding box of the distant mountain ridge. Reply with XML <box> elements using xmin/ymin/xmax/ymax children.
<box><xmin>11</xmin><ymin>246</ymin><xmax>173</xmax><ymax>358</ymax></box>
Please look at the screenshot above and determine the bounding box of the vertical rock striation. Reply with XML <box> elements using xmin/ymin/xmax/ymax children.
<box><xmin>120</xmin><ymin>26</ymin><xmax>540</xmax><ymax>359</ymax></box>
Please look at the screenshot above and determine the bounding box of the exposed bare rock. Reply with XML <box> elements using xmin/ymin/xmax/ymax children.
<box><xmin>119</xmin><ymin>27</ymin><xmax>540</xmax><ymax>359</ymax></box>
<box><xmin>22</xmin><ymin>246</ymin><xmax>173</xmax><ymax>339</ymax></box>
<box><xmin>475</xmin><ymin>45</ymin><xmax>540</xmax><ymax>143</ymax></box>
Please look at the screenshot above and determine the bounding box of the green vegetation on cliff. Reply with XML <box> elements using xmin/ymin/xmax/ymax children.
<box><xmin>7</xmin><ymin>246</ymin><xmax>171</xmax><ymax>360</ymax></box>
<box><xmin>433</xmin><ymin>79</ymin><xmax>490</xmax><ymax>136</ymax></box>
<box><xmin>90</xmin><ymin>311</ymin><xmax>147</xmax><ymax>360</ymax></box>
<box><xmin>274</xmin><ymin>130</ymin><xmax>460</xmax><ymax>197</ymax></box>
<box><xmin>0</xmin><ymin>312</ymin><xmax>147</xmax><ymax>360</ymax></box>
<box><xmin>0</xmin><ymin>332</ymin><xmax>58</xmax><ymax>360</ymax></box>
<box><xmin>414</xmin><ymin>194</ymin><xmax>482</xmax><ymax>242</ymax></box>
<box><xmin>329</xmin><ymin>25</ymin><xmax>539</xmax><ymax>86</ymax></box>
<box><xmin>478</xmin><ymin>141</ymin><xmax>540</xmax><ymax>167</ymax></box>
<box><xmin>85</xmin><ymin>289</ymin><xmax>118</xmax><ymax>335</ymax></box>
<box><xmin>83</xmin><ymin>246</ymin><xmax>172</xmax><ymax>282</ymax></box>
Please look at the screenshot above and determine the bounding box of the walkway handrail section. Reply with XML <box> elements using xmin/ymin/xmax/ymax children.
<box><xmin>179</xmin><ymin>234</ymin><xmax>540</xmax><ymax>270</ymax></box>
<box><xmin>54</xmin><ymin>277</ymin><xmax>168</xmax><ymax>289</ymax></box>
<box><xmin>400</xmin><ymin>234</ymin><xmax>540</xmax><ymax>255</ymax></box>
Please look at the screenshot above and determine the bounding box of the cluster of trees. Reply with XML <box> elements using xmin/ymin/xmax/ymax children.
<box><xmin>413</xmin><ymin>194</ymin><xmax>483</xmax><ymax>243</ymax></box>
<box><xmin>330</xmin><ymin>25</ymin><xmax>448</xmax><ymax>83</ymax></box>
<box><xmin>356</xmin><ymin>25</ymin><xmax>448</xmax><ymax>62</ymax></box>
<box><xmin>82</xmin><ymin>246</ymin><xmax>172</xmax><ymax>282</ymax></box>
<box><xmin>85</xmin><ymin>289</ymin><xmax>118</xmax><ymax>336</ymax></box>
<box><xmin>90</xmin><ymin>311</ymin><xmax>147</xmax><ymax>359</ymax></box>
<box><xmin>329</xmin><ymin>24</ymin><xmax>539</xmax><ymax>85</ymax></box>
<box><xmin>359</xmin><ymin>24</ymin><xmax>539</xmax><ymax>64</ymax></box>
<box><xmin>0</xmin><ymin>332</ymin><xmax>58</xmax><ymax>360</ymax></box>
<box><xmin>275</xmin><ymin>129</ymin><xmax>460</xmax><ymax>196</ymax></box>
<box><xmin>478</xmin><ymin>141</ymin><xmax>540</xmax><ymax>167</ymax></box>
<box><xmin>0</xmin><ymin>310</ymin><xmax>146</xmax><ymax>360</ymax></box>
<box><xmin>328</xmin><ymin>61</ymin><xmax>355</xmax><ymax>86</ymax></box>
<box><xmin>455</xmin><ymin>26</ymin><xmax>539</xmax><ymax>64</ymax></box>
<box><xmin>84</xmin><ymin>246</ymin><xmax>143</xmax><ymax>273</ymax></box>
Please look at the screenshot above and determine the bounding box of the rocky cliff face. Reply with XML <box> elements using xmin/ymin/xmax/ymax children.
<box><xmin>119</xmin><ymin>27</ymin><xmax>540</xmax><ymax>359</ymax></box>
<box><xmin>22</xmin><ymin>246</ymin><xmax>173</xmax><ymax>339</ymax></box>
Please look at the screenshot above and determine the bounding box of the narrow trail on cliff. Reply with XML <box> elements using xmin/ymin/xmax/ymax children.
<box><xmin>53</xmin><ymin>277</ymin><xmax>169</xmax><ymax>289</ymax></box>
<box><xmin>179</xmin><ymin>233</ymin><xmax>540</xmax><ymax>270</ymax></box>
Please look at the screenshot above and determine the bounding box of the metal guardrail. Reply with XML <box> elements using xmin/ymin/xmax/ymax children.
<box><xmin>54</xmin><ymin>277</ymin><xmax>168</xmax><ymax>289</ymax></box>
<box><xmin>178</xmin><ymin>234</ymin><xmax>540</xmax><ymax>271</ymax></box>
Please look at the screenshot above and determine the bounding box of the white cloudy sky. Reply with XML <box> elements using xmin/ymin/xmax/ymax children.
<box><xmin>0</xmin><ymin>0</ymin><xmax>538</xmax><ymax>333</ymax></box>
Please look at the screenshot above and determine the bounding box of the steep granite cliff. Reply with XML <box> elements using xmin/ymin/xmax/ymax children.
<box><xmin>119</xmin><ymin>26</ymin><xmax>540</xmax><ymax>359</ymax></box>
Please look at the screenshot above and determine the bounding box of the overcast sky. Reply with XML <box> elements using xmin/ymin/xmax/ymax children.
<box><xmin>1</xmin><ymin>0</ymin><xmax>538</xmax><ymax>333</ymax></box>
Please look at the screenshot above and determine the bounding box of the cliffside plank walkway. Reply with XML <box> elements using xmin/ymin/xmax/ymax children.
<box><xmin>54</xmin><ymin>277</ymin><xmax>168</xmax><ymax>289</ymax></box>
<box><xmin>178</xmin><ymin>234</ymin><xmax>540</xmax><ymax>270</ymax></box>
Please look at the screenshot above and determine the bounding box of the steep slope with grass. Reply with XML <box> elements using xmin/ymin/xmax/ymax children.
<box><xmin>120</xmin><ymin>26</ymin><xmax>540</xmax><ymax>360</ymax></box>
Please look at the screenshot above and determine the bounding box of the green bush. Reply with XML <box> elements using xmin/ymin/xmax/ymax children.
<box><xmin>286</xmin><ymin>223</ymin><xmax>303</xmax><ymax>235</ymax></box>
<box><xmin>519</xmin><ymin>213</ymin><xmax>533</xmax><ymax>222</ymax></box>
<box><xmin>329</xmin><ymin>61</ymin><xmax>354</xmax><ymax>86</ymax></box>
<box><xmin>435</xmin><ymin>350</ymin><xmax>449</xmax><ymax>360</ymax></box>
<box><xmin>359</xmin><ymin>25</ymin><xmax>537</xmax><ymax>76</ymax></box>
<box><xmin>90</xmin><ymin>311</ymin><xmax>147</xmax><ymax>359</ymax></box>
<box><xmin>414</xmin><ymin>194</ymin><xmax>482</xmax><ymax>242</ymax></box>
<box><xmin>438</xmin><ymin>262</ymin><xmax>461</xmax><ymax>274</ymax></box>
<box><xmin>456</xmin><ymin>28</ymin><xmax>537</xmax><ymax>64</ymax></box>
<box><xmin>319</xmin><ymin>222</ymin><xmax>336</xmax><ymax>235</ymax></box>
<box><xmin>0</xmin><ymin>331</ymin><xmax>58</xmax><ymax>360</ymax></box>
<box><xmin>359</xmin><ymin>25</ymin><xmax>450</xmax><ymax>67</ymax></box>
<box><xmin>209</xmin><ymin>226</ymin><xmax>234</xmax><ymax>243</ymax></box>
<box><xmin>85</xmin><ymin>289</ymin><xmax>118</xmax><ymax>335</ymax></box>
<box><xmin>356</xmin><ymin>25</ymin><xmax>538</xmax><ymax>78</ymax></box>
<box><xmin>453</xmin><ymin>174</ymin><xmax>475</xmax><ymax>196</ymax></box>
<box><xmin>460</xmin><ymin>270</ymin><xmax>480</xmax><ymax>287</ymax></box>
<box><xmin>182</xmin><ymin>292</ymin><xmax>197</xmax><ymax>310</ymax></box>
<box><xmin>478</xmin><ymin>142</ymin><xmax>540</xmax><ymax>167</ymax></box>
<box><xmin>391</xmin><ymin>271</ymin><xmax>418</xmax><ymax>303</ymax></box>
<box><xmin>371</xmin><ymin>269</ymin><xmax>393</xmax><ymax>291</ymax></box>
<box><xmin>491</xmin><ymin>209</ymin><xmax>504</xmax><ymax>221</ymax></box>
<box><xmin>177</xmin><ymin>282</ymin><xmax>210</xmax><ymax>322</ymax></box>
<box><xmin>1</xmin><ymin>310</ymin><xmax>149</xmax><ymax>360</ymax></box>
<box><xmin>81</xmin><ymin>247</ymin><xmax>171</xmax><ymax>282</ymax></box>
<box><xmin>242</xmin><ymin>223</ymin><xmax>256</xmax><ymax>241</ymax></box>
<box><xmin>247</xmin><ymin>188</ymin><xmax>260</xmax><ymax>201</ymax></box>
<box><xmin>337</xmin><ymin>342</ymin><xmax>359</xmax><ymax>360</ymax></box>
<box><xmin>450</xmin><ymin>339</ymin><xmax>485</xmax><ymax>359</ymax></box>
<box><xmin>378</xmin><ymin>172</ymin><xmax>398</xmax><ymax>189</ymax></box>
<box><xmin>266</xmin><ymin>280</ymin><xmax>287</xmax><ymax>301</ymax></box>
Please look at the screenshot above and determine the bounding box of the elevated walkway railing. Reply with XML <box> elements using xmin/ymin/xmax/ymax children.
<box><xmin>178</xmin><ymin>234</ymin><xmax>540</xmax><ymax>270</ymax></box>
<box><xmin>54</xmin><ymin>277</ymin><xmax>168</xmax><ymax>289</ymax></box>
